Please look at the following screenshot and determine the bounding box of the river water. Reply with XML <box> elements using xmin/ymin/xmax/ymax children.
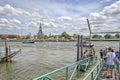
<box><xmin>0</xmin><ymin>41</ymin><xmax>119</xmax><ymax>80</ymax></box>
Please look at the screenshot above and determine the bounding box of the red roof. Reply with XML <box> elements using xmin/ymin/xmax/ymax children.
<box><xmin>0</xmin><ymin>34</ymin><xmax>19</xmax><ymax>37</ymax></box>
<box><xmin>0</xmin><ymin>34</ymin><xmax>9</xmax><ymax>37</ymax></box>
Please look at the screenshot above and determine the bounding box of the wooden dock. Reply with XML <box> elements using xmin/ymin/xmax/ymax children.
<box><xmin>0</xmin><ymin>49</ymin><xmax>21</xmax><ymax>62</ymax></box>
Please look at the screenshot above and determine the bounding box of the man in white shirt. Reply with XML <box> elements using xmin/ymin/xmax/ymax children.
<box><xmin>106</xmin><ymin>47</ymin><xmax>116</xmax><ymax>78</ymax></box>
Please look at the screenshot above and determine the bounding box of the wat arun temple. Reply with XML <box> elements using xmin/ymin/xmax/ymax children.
<box><xmin>37</xmin><ymin>23</ymin><xmax>44</xmax><ymax>39</ymax></box>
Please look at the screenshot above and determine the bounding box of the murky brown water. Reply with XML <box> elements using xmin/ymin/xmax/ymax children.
<box><xmin>0</xmin><ymin>41</ymin><xmax>119</xmax><ymax>80</ymax></box>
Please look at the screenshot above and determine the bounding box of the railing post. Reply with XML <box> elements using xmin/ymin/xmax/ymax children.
<box><xmin>116</xmin><ymin>61</ymin><xmax>118</xmax><ymax>73</ymax></box>
<box><xmin>66</xmin><ymin>67</ymin><xmax>68</xmax><ymax>80</ymax></box>
<box><xmin>91</xmin><ymin>72</ymin><xmax>93</xmax><ymax>80</ymax></box>
<box><xmin>97</xmin><ymin>66</ymin><xmax>98</xmax><ymax>73</ymax></box>
<box><xmin>118</xmin><ymin>60</ymin><xmax>120</xmax><ymax>79</ymax></box>
<box><xmin>77</xmin><ymin>35</ymin><xmax>80</xmax><ymax>61</ymax></box>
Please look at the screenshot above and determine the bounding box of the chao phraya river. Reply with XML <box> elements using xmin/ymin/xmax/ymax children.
<box><xmin>0</xmin><ymin>41</ymin><xmax>119</xmax><ymax>80</ymax></box>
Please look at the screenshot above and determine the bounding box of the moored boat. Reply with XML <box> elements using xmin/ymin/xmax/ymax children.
<box><xmin>22</xmin><ymin>40</ymin><xmax>35</xmax><ymax>43</ymax></box>
<box><xmin>76</xmin><ymin>40</ymin><xmax>94</xmax><ymax>47</ymax></box>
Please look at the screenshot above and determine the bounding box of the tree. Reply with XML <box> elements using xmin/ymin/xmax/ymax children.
<box><xmin>104</xmin><ymin>34</ymin><xmax>112</xmax><ymax>39</ymax></box>
<box><xmin>7</xmin><ymin>35</ymin><xmax>17</xmax><ymax>38</ymax></box>
<box><xmin>61</xmin><ymin>32</ymin><xmax>71</xmax><ymax>39</ymax></box>
<box><xmin>0</xmin><ymin>36</ymin><xmax>6</xmax><ymax>39</ymax></box>
<box><xmin>92</xmin><ymin>34</ymin><xmax>99</xmax><ymax>38</ymax></box>
<box><xmin>115</xmin><ymin>33</ymin><xmax>120</xmax><ymax>38</ymax></box>
<box><xmin>43</xmin><ymin>35</ymin><xmax>49</xmax><ymax>39</ymax></box>
<box><xmin>92</xmin><ymin>34</ymin><xmax>102</xmax><ymax>39</ymax></box>
<box><xmin>16</xmin><ymin>35</ymin><xmax>21</xmax><ymax>40</ymax></box>
<box><xmin>25</xmin><ymin>35</ymin><xmax>31</xmax><ymax>39</ymax></box>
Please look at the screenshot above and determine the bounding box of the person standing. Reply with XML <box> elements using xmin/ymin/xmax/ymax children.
<box><xmin>103</xmin><ymin>46</ymin><xmax>109</xmax><ymax>58</ymax></box>
<box><xmin>89</xmin><ymin>46</ymin><xmax>95</xmax><ymax>64</ymax></box>
<box><xmin>100</xmin><ymin>49</ymin><xmax>103</xmax><ymax>59</ymax></box>
<box><xmin>83</xmin><ymin>50</ymin><xmax>88</xmax><ymax>58</ymax></box>
<box><xmin>106</xmin><ymin>48</ymin><xmax>116</xmax><ymax>78</ymax></box>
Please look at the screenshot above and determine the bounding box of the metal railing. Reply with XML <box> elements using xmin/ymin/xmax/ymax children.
<box><xmin>33</xmin><ymin>55</ymin><xmax>97</xmax><ymax>80</ymax></box>
<box><xmin>116</xmin><ymin>58</ymin><xmax>120</xmax><ymax>75</ymax></box>
<box><xmin>82</xmin><ymin>59</ymin><xmax>103</xmax><ymax>80</ymax></box>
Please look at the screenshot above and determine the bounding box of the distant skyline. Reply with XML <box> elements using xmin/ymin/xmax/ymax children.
<box><xmin>0</xmin><ymin>0</ymin><xmax>120</xmax><ymax>35</ymax></box>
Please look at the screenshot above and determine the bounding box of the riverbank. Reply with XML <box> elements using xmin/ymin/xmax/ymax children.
<box><xmin>0</xmin><ymin>39</ymin><xmax>120</xmax><ymax>42</ymax></box>
<box><xmin>91</xmin><ymin>39</ymin><xmax>120</xmax><ymax>41</ymax></box>
<box><xmin>0</xmin><ymin>39</ymin><xmax>77</xmax><ymax>42</ymax></box>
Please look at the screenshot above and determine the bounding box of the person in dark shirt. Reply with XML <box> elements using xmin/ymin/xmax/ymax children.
<box><xmin>100</xmin><ymin>49</ymin><xmax>103</xmax><ymax>59</ymax></box>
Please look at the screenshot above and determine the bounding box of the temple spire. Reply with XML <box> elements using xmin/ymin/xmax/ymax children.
<box><xmin>37</xmin><ymin>22</ymin><xmax>43</xmax><ymax>39</ymax></box>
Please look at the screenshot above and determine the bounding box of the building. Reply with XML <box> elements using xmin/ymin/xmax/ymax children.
<box><xmin>0</xmin><ymin>34</ymin><xmax>9</xmax><ymax>37</ymax></box>
<box><xmin>37</xmin><ymin>23</ymin><xmax>44</xmax><ymax>39</ymax></box>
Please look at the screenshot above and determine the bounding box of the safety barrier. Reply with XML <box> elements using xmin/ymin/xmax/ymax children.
<box><xmin>82</xmin><ymin>59</ymin><xmax>103</xmax><ymax>80</ymax></box>
<box><xmin>116</xmin><ymin>58</ymin><xmax>120</xmax><ymax>76</ymax></box>
<box><xmin>33</xmin><ymin>55</ymin><xmax>97</xmax><ymax>80</ymax></box>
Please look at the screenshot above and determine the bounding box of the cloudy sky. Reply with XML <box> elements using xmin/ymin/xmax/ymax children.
<box><xmin>0</xmin><ymin>0</ymin><xmax>120</xmax><ymax>36</ymax></box>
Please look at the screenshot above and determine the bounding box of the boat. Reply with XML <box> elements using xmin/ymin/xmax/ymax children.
<box><xmin>22</xmin><ymin>40</ymin><xmax>35</xmax><ymax>43</ymax></box>
<box><xmin>83</xmin><ymin>41</ymin><xmax>94</xmax><ymax>47</ymax></box>
<box><xmin>76</xmin><ymin>40</ymin><xmax>94</xmax><ymax>47</ymax></box>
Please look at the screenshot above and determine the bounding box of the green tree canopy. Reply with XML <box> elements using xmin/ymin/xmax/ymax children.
<box><xmin>92</xmin><ymin>34</ymin><xmax>102</xmax><ymax>39</ymax></box>
<box><xmin>61</xmin><ymin>32</ymin><xmax>71</xmax><ymax>39</ymax></box>
<box><xmin>104</xmin><ymin>34</ymin><xmax>112</xmax><ymax>39</ymax></box>
<box><xmin>43</xmin><ymin>35</ymin><xmax>49</xmax><ymax>39</ymax></box>
<box><xmin>115</xmin><ymin>33</ymin><xmax>120</xmax><ymax>38</ymax></box>
<box><xmin>7</xmin><ymin>35</ymin><xmax>17</xmax><ymax>38</ymax></box>
<box><xmin>0</xmin><ymin>36</ymin><xmax>6</xmax><ymax>39</ymax></box>
<box><xmin>25</xmin><ymin>35</ymin><xmax>31</xmax><ymax>39</ymax></box>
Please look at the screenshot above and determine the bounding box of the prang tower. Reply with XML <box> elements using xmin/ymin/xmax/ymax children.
<box><xmin>37</xmin><ymin>23</ymin><xmax>43</xmax><ymax>39</ymax></box>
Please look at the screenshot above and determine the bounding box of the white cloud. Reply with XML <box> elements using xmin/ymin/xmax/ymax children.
<box><xmin>0</xmin><ymin>18</ymin><xmax>21</xmax><ymax>30</ymax></box>
<box><xmin>25</xmin><ymin>21</ymin><xmax>38</xmax><ymax>28</ymax></box>
<box><xmin>102</xmin><ymin>1</ymin><xmax>120</xmax><ymax>17</ymax></box>
<box><xmin>43</xmin><ymin>21</ymin><xmax>56</xmax><ymax>28</ymax></box>
<box><xmin>89</xmin><ymin>0</ymin><xmax>120</xmax><ymax>32</ymax></box>
<box><xmin>90</xmin><ymin>12</ymin><xmax>107</xmax><ymax>24</ymax></box>
<box><xmin>10</xmin><ymin>19</ymin><xmax>21</xmax><ymax>24</ymax></box>
<box><xmin>58</xmin><ymin>16</ymin><xmax>72</xmax><ymax>21</ymax></box>
<box><xmin>0</xmin><ymin>4</ymin><xmax>30</xmax><ymax>16</ymax></box>
<box><xmin>90</xmin><ymin>0</ymin><xmax>120</xmax><ymax>21</ymax></box>
<box><xmin>101</xmin><ymin>0</ymin><xmax>112</xmax><ymax>2</ymax></box>
<box><xmin>0</xmin><ymin>18</ymin><xmax>8</xmax><ymax>23</ymax></box>
<box><xmin>31</xmin><ymin>12</ymin><xmax>41</xmax><ymax>19</ymax></box>
<box><xmin>0</xmin><ymin>18</ymin><xmax>21</xmax><ymax>25</ymax></box>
